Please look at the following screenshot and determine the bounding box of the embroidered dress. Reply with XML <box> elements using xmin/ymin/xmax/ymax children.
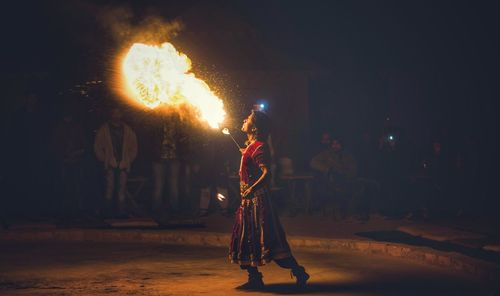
<box><xmin>229</xmin><ymin>140</ymin><xmax>292</xmax><ymax>266</ymax></box>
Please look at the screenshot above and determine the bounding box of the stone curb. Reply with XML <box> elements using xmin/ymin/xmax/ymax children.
<box><xmin>1</xmin><ymin>229</ymin><xmax>499</xmax><ymax>281</ymax></box>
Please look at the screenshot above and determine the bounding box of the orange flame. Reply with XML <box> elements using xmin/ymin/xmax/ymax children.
<box><xmin>122</xmin><ymin>42</ymin><xmax>226</xmax><ymax>128</ymax></box>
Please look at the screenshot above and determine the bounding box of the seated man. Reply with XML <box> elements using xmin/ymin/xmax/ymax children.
<box><xmin>310</xmin><ymin>137</ymin><xmax>358</xmax><ymax>219</ymax></box>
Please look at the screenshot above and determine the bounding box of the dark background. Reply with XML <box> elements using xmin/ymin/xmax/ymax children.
<box><xmin>1</xmin><ymin>0</ymin><xmax>499</xmax><ymax>215</ymax></box>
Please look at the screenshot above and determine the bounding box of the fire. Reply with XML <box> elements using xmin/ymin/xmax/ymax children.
<box><xmin>217</xmin><ymin>193</ymin><xmax>226</xmax><ymax>201</ymax></box>
<box><xmin>122</xmin><ymin>42</ymin><xmax>226</xmax><ymax>128</ymax></box>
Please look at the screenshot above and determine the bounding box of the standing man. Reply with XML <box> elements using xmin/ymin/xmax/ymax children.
<box><xmin>94</xmin><ymin>107</ymin><xmax>137</xmax><ymax>217</ymax></box>
<box><xmin>148</xmin><ymin>110</ymin><xmax>191</xmax><ymax>216</ymax></box>
<box><xmin>52</xmin><ymin>105</ymin><xmax>86</xmax><ymax>217</ymax></box>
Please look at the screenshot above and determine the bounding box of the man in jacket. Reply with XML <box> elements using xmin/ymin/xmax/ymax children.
<box><xmin>94</xmin><ymin>107</ymin><xmax>137</xmax><ymax>216</ymax></box>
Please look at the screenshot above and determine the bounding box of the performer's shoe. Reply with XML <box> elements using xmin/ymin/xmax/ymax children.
<box><xmin>291</xmin><ymin>266</ymin><xmax>310</xmax><ymax>288</ymax></box>
<box><xmin>235</xmin><ymin>273</ymin><xmax>264</xmax><ymax>290</ymax></box>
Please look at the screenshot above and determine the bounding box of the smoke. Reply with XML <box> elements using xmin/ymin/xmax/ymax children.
<box><xmin>95</xmin><ymin>5</ymin><xmax>184</xmax><ymax>45</ymax></box>
<box><xmin>60</xmin><ymin>0</ymin><xmax>184</xmax><ymax>46</ymax></box>
<box><xmin>59</xmin><ymin>1</ymin><xmax>186</xmax><ymax>106</ymax></box>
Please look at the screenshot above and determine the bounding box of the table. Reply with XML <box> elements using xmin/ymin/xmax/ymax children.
<box><xmin>280</xmin><ymin>175</ymin><xmax>314</xmax><ymax>214</ymax></box>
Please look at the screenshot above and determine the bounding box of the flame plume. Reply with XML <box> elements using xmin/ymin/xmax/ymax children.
<box><xmin>122</xmin><ymin>42</ymin><xmax>226</xmax><ymax>128</ymax></box>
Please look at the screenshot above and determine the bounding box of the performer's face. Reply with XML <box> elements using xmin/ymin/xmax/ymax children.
<box><xmin>241</xmin><ymin>113</ymin><xmax>254</xmax><ymax>133</ymax></box>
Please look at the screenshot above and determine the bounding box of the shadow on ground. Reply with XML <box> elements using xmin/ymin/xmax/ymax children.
<box><xmin>356</xmin><ymin>230</ymin><xmax>500</xmax><ymax>264</ymax></box>
<box><xmin>262</xmin><ymin>279</ymin><xmax>483</xmax><ymax>295</ymax></box>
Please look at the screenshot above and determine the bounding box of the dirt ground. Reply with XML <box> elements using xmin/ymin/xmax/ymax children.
<box><xmin>0</xmin><ymin>242</ymin><xmax>495</xmax><ymax>295</ymax></box>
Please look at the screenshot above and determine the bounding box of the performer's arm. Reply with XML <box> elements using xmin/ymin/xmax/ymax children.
<box><xmin>242</xmin><ymin>164</ymin><xmax>269</xmax><ymax>198</ymax></box>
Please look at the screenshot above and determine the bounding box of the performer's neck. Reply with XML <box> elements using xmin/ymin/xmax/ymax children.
<box><xmin>246</xmin><ymin>134</ymin><xmax>257</xmax><ymax>146</ymax></box>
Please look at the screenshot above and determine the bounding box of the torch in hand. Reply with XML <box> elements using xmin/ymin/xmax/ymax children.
<box><xmin>222</xmin><ymin>128</ymin><xmax>241</xmax><ymax>150</ymax></box>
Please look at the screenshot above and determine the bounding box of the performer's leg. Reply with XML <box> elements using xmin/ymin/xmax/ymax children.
<box><xmin>241</xmin><ymin>265</ymin><xmax>260</xmax><ymax>275</ymax></box>
<box><xmin>275</xmin><ymin>256</ymin><xmax>310</xmax><ymax>287</ymax></box>
<box><xmin>236</xmin><ymin>265</ymin><xmax>264</xmax><ymax>290</ymax></box>
<box><xmin>274</xmin><ymin>256</ymin><xmax>298</xmax><ymax>269</ymax></box>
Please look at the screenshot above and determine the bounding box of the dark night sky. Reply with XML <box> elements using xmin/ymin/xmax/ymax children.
<box><xmin>2</xmin><ymin>0</ymin><xmax>499</xmax><ymax>146</ymax></box>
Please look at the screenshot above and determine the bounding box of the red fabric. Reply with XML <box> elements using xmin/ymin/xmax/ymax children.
<box><xmin>239</xmin><ymin>141</ymin><xmax>269</xmax><ymax>187</ymax></box>
<box><xmin>230</xmin><ymin>140</ymin><xmax>292</xmax><ymax>266</ymax></box>
<box><xmin>229</xmin><ymin>187</ymin><xmax>292</xmax><ymax>266</ymax></box>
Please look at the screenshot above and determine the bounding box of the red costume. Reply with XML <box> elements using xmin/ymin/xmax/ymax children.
<box><xmin>229</xmin><ymin>140</ymin><xmax>292</xmax><ymax>266</ymax></box>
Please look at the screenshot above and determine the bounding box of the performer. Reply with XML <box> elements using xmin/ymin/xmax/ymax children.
<box><xmin>229</xmin><ymin>110</ymin><xmax>309</xmax><ymax>290</ymax></box>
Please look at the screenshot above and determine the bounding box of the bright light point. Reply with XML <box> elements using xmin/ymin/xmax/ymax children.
<box><xmin>217</xmin><ymin>193</ymin><xmax>226</xmax><ymax>201</ymax></box>
<box><xmin>222</xmin><ymin>128</ymin><xmax>230</xmax><ymax>135</ymax></box>
<box><xmin>260</xmin><ymin>104</ymin><xmax>265</xmax><ymax>109</ymax></box>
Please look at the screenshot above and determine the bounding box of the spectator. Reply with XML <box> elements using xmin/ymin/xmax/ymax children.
<box><xmin>456</xmin><ymin>135</ymin><xmax>480</xmax><ymax>216</ymax></box>
<box><xmin>355</xmin><ymin>131</ymin><xmax>378</xmax><ymax>179</ymax></box>
<box><xmin>312</xmin><ymin>131</ymin><xmax>332</xmax><ymax>156</ymax></box>
<box><xmin>428</xmin><ymin>140</ymin><xmax>455</xmax><ymax>211</ymax></box>
<box><xmin>377</xmin><ymin>130</ymin><xmax>413</xmax><ymax>217</ymax></box>
<box><xmin>94</xmin><ymin>107</ymin><xmax>138</xmax><ymax>217</ymax></box>
<box><xmin>310</xmin><ymin>137</ymin><xmax>358</xmax><ymax>220</ymax></box>
<box><xmin>308</xmin><ymin>131</ymin><xmax>331</xmax><ymax>213</ymax></box>
<box><xmin>412</xmin><ymin>136</ymin><xmax>465</xmax><ymax>219</ymax></box>
<box><xmin>52</xmin><ymin>105</ymin><xmax>86</xmax><ymax>217</ymax></box>
<box><xmin>353</xmin><ymin>131</ymin><xmax>380</xmax><ymax>219</ymax></box>
<box><xmin>147</xmin><ymin>110</ymin><xmax>189</xmax><ymax>217</ymax></box>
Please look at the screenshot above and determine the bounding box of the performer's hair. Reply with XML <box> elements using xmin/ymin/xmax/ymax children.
<box><xmin>251</xmin><ymin>110</ymin><xmax>271</xmax><ymax>141</ymax></box>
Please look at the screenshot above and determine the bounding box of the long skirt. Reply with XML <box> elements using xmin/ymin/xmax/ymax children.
<box><xmin>229</xmin><ymin>187</ymin><xmax>292</xmax><ymax>266</ymax></box>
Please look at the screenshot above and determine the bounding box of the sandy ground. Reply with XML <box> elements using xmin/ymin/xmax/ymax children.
<box><xmin>0</xmin><ymin>242</ymin><xmax>494</xmax><ymax>296</ymax></box>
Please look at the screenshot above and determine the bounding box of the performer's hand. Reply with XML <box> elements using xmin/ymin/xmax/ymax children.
<box><xmin>242</xmin><ymin>187</ymin><xmax>253</xmax><ymax>198</ymax></box>
<box><xmin>239</xmin><ymin>148</ymin><xmax>245</xmax><ymax>154</ymax></box>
